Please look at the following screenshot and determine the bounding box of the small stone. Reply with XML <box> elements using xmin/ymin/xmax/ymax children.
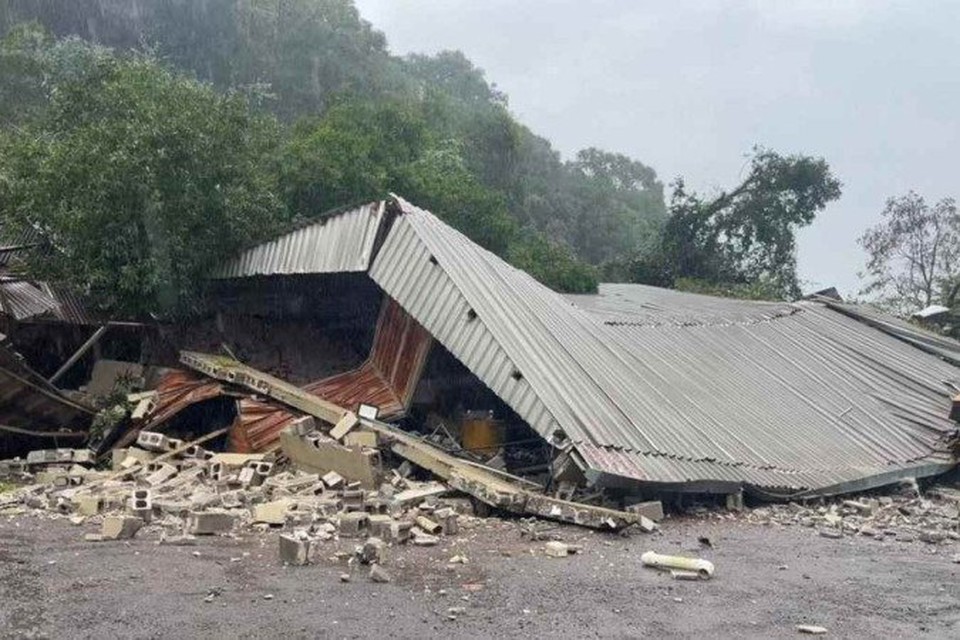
<box><xmin>920</xmin><ymin>530</ymin><xmax>947</xmax><ymax>544</ymax></box>
<box><xmin>796</xmin><ymin>625</ymin><xmax>828</xmax><ymax>635</ymax></box>
<box><xmin>359</xmin><ymin>537</ymin><xmax>387</xmax><ymax>565</ymax></box>
<box><xmin>83</xmin><ymin>533</ymin><xmax>103</xmax><ymax>542</ymax></box>
<box><xmin>369</xmin><ymin>564</ymin><xmax>391</xmax><ymax>583</ymax></box>
<box><xmin>544</xmin><ymin>541</ymin><xmax>570</xmax><ymax>557</ymax></box>
<box><xmin>263</xmin><ymin>594</ymin><xmax>274</xmax><ymax>600</ymax></box>
<box><xmin>818</xmin><ymin>529</ymin><xmax>842</xmax><ymax>539</ymax></box>
<box><xmin>448</xmin><ymin>554</ymin><xmax>468</xmax><ymax>564</ymax></box>
<box><xmin>340</xmin><ymin>573</ymin><xmax>351</xmax><ymax>583</ymax></box>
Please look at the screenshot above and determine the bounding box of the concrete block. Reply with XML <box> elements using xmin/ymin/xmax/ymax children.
<box><xmin>288</xmin><ymin>416</ymin><xmax>317</xmax><ymax>437</ymax></box>
<box><xmin>101</xmin><ymin>516</ymin><xmax>143</xmax><ymax>540</ymax></box>
<box><xmin>338</xmin><ymin>512</ymin><xmax>369</xmax><ymax>538</ymax></box>
<box><xmin>136</xmin><ymin>431</ymin><xmax>170</xmax><ymax>453</ymax></box>
<box><xmin>322</xmin><ymin>471</ymin><xmax>344</xmax><ymax>490</ymax></box>
<box><xmin>144</xmin><ymin>463</ymin><xmax>178</xmax><ymax>487</ymax></box>
<box><xmin>344</xmin><ymin>430</ymin><xmax>378</xmax><ymax>449</ymax></box>
<box><xmin>237</xmin><ymin>467</ymin><xmax>256</xmax><ymax>487</ymax></box>
<box><xmin>341</xmin><ymin>489</ymin><xmax>366</xmax><ymax>512</ymax></box>
<box><xmin>251</xmin><ymin>499</ymin><xmax>295</xmax><ymax>525</ymax></box>
<box><xmin>279</xmin><ymin>534</ymin><xmax>310</xmax><ymax>566</ymax></box>
<box><xmin>625</xmin><ymin>500</ymin><xmax>664</xmax><ymax>522</ymax></box>
<box><xmin>415</xmin><ymin>515</ymin><xmax>441</xmax><ymax>535</ymax></box>
<box><xmin>544</xmin><ymin>541</ymin><xmax>570</xmax><ymax>558</ymax></box>
<box><xmin>187</xmin><ymin>510</ymin><xmax>238</xmax><ymax>535</ymax></box>
<box><xmin>359</xmin><ymin>537</ymin><xmax>387</xmax><ymax>565</ymax></box>
<box><xmin>367</xmin><ymin>514</ymin><xmax>395</xmax><ymax>539</ymax></box>
<box><xmin>433</xmin><ymin>508</ymin><xmax>459</xmax><ymax>536</ymax></box>
<box><xmin>389</xmin><ymin>520</ymin><xmax>414</xmax><ymax>544</ymax></box>
<box><xmin>128</xmin><ymin>488</ymin><xmax>153</xmax><ymax>522</ymax></box>
<box><xmin>73</xmin><ymin>496</ymin><xmax>102</xmax><ymax>516</ymax></box>
<box><xmin>153</xmin><ymin>499</ymin><xmax>192</xmax><ymax>515</ymax></box>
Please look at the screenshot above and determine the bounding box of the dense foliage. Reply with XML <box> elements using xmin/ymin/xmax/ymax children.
<box><xmin>0</xmin><ymin>29</ymin><xmax>284</xmax><ymax>316</ymax></box>
<box><xmin>613</xmin><ymin>148</ymin><xmax>842</xmax><ymax>300</ymax></box>
<box><xmin>0</xmin><ymin>0</ymin><xmax>839</xmax><ymax>316</ymax></box>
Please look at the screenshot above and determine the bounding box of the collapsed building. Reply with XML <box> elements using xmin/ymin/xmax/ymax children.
<box><xmin>2</xmin><ymin>196</ymin><xmax>960</xmax><ymax>513</ymax></box>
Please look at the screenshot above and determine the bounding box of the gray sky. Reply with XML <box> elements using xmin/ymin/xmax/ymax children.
<box><xmin>355</xmin><ymin>0</ymin><xmax>960</xmax><ymax>296</ymax></box>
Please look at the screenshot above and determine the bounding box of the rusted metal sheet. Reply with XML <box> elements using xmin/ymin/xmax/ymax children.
<box><xmin>229</xmin><ymin>397</ymin><xmax>293</xmax><ymax>453</ymax></box>
<box><xmin>307</xmin><ymin>298</ymin><xmax>432</xmax><ymax>415</ymax></box>
<box><xmin>226</xmin><ymin>298</ymin><xmax>432</xmax><ymax>453</ymax></box>
<box><xmin>113</xmin><ymin>370</ymin><xmax>231</xmax><ymax>449</ymax></box>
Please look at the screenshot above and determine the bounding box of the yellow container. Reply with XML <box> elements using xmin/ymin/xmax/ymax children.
<box><xmin>460</xmin><ymin>412</ymin><xmax>502</xmax><ymax>453</ymax></box>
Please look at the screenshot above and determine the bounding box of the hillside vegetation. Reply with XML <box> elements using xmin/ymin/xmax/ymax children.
<box><xmin>0</xmin><ymin>1</ymin><xmax>838</xmax><ymax>316</ymax></box>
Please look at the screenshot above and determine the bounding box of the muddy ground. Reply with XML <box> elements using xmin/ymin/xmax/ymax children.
<box><xmin>2</xmin><ymin>513</ymin><xmax>959</xmax><ymax>639</ymax></box>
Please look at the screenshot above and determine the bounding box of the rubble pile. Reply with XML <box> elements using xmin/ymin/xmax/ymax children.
<box><xmin>0</xmin><ymin>428</ymin><xmax>478</xmax><ymax>565</ymax></box>
<box><xmin>719</xmin><ymin>482</ymin><xmax>960</xmax><ymax>544</ymax></box>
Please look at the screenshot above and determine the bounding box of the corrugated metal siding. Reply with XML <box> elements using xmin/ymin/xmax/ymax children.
<box><xmin>215</xmin><ymin>202</ymin><xmax>386</xmax><ymax>278</ymax></box>
<box><xmin>370</xmin><ymin>197</ymin><xmax>959</xmax><ymax>493</ymax></box>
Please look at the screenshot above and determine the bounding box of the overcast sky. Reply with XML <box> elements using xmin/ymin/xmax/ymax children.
<box><xmin>355</xmin><ymin>0</ymin><xmax>960</xmax><ymax>296</ymax></box>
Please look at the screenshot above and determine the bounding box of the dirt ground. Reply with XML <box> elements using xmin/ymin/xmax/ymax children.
<box><xmin>2</xmin><ymin>512</ymin><xmax>959</xmax><ymax>639</ymax></box>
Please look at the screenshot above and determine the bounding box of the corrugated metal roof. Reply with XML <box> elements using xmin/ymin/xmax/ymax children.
<box><xmin>567</xmin><ymin>283</ymin><xmax>798</xmax><ymax>326</ymax></box>
<box><xmin>0</xmin><ymin>277</ymin><xmax>61</xmax><ymax>321</ymax></box>
<box><xmin>370</xmin><ymin>197</ymin><xmax>960</xmax><ymax>495</ymax></box>
<box><xmin>214</xmin><ymin>202</ymin><xmax>387</xmax><ymax>279</ymax></box>
<box><xmin>821</xmin><ymin>300</ymin><xmax>960</xmax><ymax>367</ymax></box>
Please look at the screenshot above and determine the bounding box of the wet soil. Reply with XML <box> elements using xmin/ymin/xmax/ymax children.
<box><xmin>1</xmin><ymin>514</ymin><xmax>959</xmax><ymax>639</ymax></box>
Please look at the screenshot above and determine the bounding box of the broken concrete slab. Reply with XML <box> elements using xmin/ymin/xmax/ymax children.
<box><xmin>279</xmin><ymin>430</ymin><xmax>380</xmax><ymax>489</ymax></box>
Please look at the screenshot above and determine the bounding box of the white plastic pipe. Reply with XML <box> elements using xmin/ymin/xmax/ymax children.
<box><xmin>641</xmin><ymin>551</ymin><xmax>715</xmax><ymax>580</ymax></box>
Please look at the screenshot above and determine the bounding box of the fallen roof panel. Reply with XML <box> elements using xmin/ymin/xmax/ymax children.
<box><xmin>214</xmin><ymin>201</ymin><xmax>386</xmax><ymax>278</ymax></box>
<box><xmin>368</xmin><ymin>197</ymin><xmax>959</xmax><ymax>495</ymax></box>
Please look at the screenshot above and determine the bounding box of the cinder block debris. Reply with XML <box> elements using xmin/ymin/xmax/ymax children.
<box><xmin>101</xmin><ymin>516</ymin><xmax>143</xmax><ymax>540</ymax></box>
<box><xmin>279</xmin><ymin>533</ymin><xmax>310</xmax><ymax>566</ymax></box>
<box><xmin>359</xmin><ymin>537</ymin><xmax>387</xmax><ymax>565</ymax></box>
<box><xmin>322</xmin><ymin>471</ymin><xmax>344</xmax><ymax>490</ymax></box>
<box><xmin>252</xmin><ymin>499</ymin><xmax>295</xmax><ymax>526</ymax></box>
<box><xmin>187</xmin><ymin>510</ymin><xmax>238</xmax><ymax>535</ymax></box>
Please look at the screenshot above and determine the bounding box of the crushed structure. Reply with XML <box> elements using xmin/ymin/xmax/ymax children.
<box><xmin>1</xmin><ymin>194</ymin><xmax>959</xmax><ymax>526</ymax></box>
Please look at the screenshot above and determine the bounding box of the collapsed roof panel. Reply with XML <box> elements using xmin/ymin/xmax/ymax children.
<box><xmin>369</xmin><ymin>197</ymin><xmax>960</xmax><ymax>496</ymax></box>
<box><xmin>214</xmin><ymin>201</ymin><xmax>387</xmax><ymax>278</ymax></box>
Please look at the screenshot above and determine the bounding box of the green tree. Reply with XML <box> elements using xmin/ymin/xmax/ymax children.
<box><xmin>507</xmin><ymin>231</ymin><xmax>598</xmax><ymax>294</ymax></box>
<box><xmin>858</xmin><ymin>191</ymin><xmax>960</xmax><ymax>315</ymax></box>
<box><xmin>0</xmin><ymin>37</ymin><xmax>285</xmax><ymax>317</ymax></box>
<box><xmin>638</xmin><ymin>148</ymin><xmax>841</xmax><ymax>299</ymax></box>
<box><xmin>568</xmin><ymin>148</ymin><xmax>666</xmax><ymax>264</ymax></box>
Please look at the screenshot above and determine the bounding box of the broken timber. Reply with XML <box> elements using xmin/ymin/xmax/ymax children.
<box><xmin>179</xmin><ymin>351</ymin><xmax>639</xmax><ymax>530</ymax></box>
